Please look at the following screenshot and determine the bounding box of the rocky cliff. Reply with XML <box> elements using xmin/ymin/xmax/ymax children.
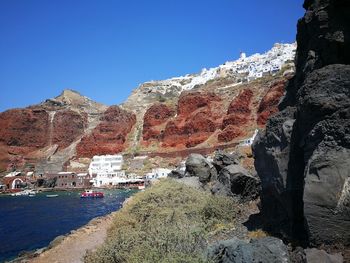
<box><xmin>253</xmin><ymin>0</ymin><xmax>350</xmax><ymax>247</ymax></box>
<box><xmin>0</xmin><ymin>90</ymin><xmax>107</xmax><ymax>173</ymax></box>
<box><xmin>0</xmin><ymin>43</ymin><xmax>295</xmax><ymax>174</ymax></box>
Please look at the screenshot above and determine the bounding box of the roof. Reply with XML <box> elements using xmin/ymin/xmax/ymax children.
<box><xmin>4</xmin><ymin>171</ymin><xmax>22</xmax><ymax>177</ymax></box>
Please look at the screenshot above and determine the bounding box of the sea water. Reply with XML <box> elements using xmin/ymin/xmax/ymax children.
<box><xmin>0</xmin><ymin>189</ymin><xmax>136</xmax><ymax>262</ymax></box>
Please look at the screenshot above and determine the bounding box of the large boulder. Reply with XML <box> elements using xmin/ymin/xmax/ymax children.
<box><xmin>215</xmin><ymin>164</ymin><xmax>260</xmax><ymax>201</ymax></box>
<box><xmin>252</xmin><ymin>0</ymin><xmax>350</xmax><ymax>246</ymax></box>
<box><xmin>207</xmin><ymin>237</ymin><xmax>290</xmax><ymax>263</ymax></box>
<box><xmin>185</xmin><ymin>153</ymin><xmax>217</xmax><ymax>183</ymax></box>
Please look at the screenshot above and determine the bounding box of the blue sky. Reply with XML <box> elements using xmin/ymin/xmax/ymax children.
<box><xmin>0</xmin><ymin>0</ymin><xmax>304</xmax><ymax>112</ymax></box>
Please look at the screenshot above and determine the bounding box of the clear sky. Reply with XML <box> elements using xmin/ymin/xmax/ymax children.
<box><xmin>0</xmin><ymin>0</ymin><xmax>304</xmax><ymax>112</ymax></box>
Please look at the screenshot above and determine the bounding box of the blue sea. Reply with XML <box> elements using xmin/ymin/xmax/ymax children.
<box><xmin>0</xmin><ymin>189</ymin><xmax>136</xmax><ymax>262</ymax></box>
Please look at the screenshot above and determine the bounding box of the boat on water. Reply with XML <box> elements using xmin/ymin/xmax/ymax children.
<box><xmin>11</xmin><ymin>189</ymin><xmax>37</xmax><ymax>196</ymax></box>
<box><xmin>46</xmin><ymin>194</ymin><xmax>59</xmax><ymax>198</ymax></box>
<box><xmin>80</xmin><ymin>189</ymin><xmax>104</xmax><ymax>198</ymax></box>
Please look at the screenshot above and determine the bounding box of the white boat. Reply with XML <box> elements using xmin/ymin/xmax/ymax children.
<box><xmin>11</xmin><ymin>189</ymin><xmax>37</xmax><ymax>196</ymax></box>
<box><xmin>46</xmin><ymin>194</ymin><xmax>59</xmax><ymax>198</ymax></box>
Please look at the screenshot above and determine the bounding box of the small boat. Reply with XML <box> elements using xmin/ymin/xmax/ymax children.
<box><xmin>46</xmin><ymin>194</ymin><xmax>59</xmax><ymax>198</ymax></box>
<box><xmin>11</xmin><ymin>189</ymin><xmax>37</xmax><ymax>196</ymax></box>
<box><xmin>80</xmin><ymin>189</ymin><xmax>104</xmax><ymax>198</ymax></box>
<box><xmin>138</xmin><ymin>185</ymin><xmax>145</xmax><ymax>190</ymax></box>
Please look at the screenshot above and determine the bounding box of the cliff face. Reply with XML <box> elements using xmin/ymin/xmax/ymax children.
<box><xmin>138</xmin><ymin>78</ymin><xmax>289</xmax><ymax>151</ymax></box>
<box><xmin>0</xmin><ymin>90</ymin><xmax>107</xmax><ymax>173</ymax></box>
<box><xmin>76</xmin><ymin>106</ymin><xmax>136</xmax><ymax>158</ymax></box>
<box><xmin>0</xmin><ymin>43</ymin><xmax>295</xmax><ymax>174</ymax></box>
<box><xmin>253</xmin><ymin>0</ymin><xmax>350</xmax><ymax>246</ymax></box>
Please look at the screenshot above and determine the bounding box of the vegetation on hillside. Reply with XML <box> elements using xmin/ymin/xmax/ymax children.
<box><xmin>84</xmin><ymin>179</ymin><xmax>237</xmax><ymax>263</ymax></box>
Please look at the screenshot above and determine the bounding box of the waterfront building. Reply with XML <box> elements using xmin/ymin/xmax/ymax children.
<box><xmin>1</xmin><ymin>176</ymin><xmax>26</xmax><ymax>190</ymax></box>
<box><xmin>45</xmin><ymin>172</ymin><xmax>91</xmax><ymax>188</ymax></box>
<box><xmin>91</xmin><ymin>170</ymin><xmax>126</xmax><ymax>187</ymax></box>
<box><xmin>145</xmin><ymin>168</ymin><xmax>171</xmax><ymax>180</ymax></box>
<box><xmin>88</xmin><ymin>154</ymin><xmax>128</xmax><ymax>187</ymax></box>
<box><xmin>88</xmin><ymin>154</ymin><xmax>123</xmax><ymax>176</ymax></box>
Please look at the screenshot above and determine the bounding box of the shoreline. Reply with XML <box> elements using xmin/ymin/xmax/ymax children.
<box><xmin>10</xmin><ymin>196</ymin><xmax>133</xmax><ymax>263</ymax></box>
<box><xmin>9</xmin><ymin>212</ymin><xmax>116</xmax><ymax>263</ymax></box>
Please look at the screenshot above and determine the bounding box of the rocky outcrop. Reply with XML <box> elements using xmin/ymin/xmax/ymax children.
<box><xmin>257</xmin><ymin>80</ymin><xmax>287</xmax><ymax>126</ymax></box>
<box><xmin>185</xmin><ymin>153</ymin><xmax>217</xmax><ymax>183</ymax></box>
<box><xmin>0</xmin><ymin>109</ymin><xmax>50</xmax><ymax>170</ymax></box>
<box><xmin>177</xmin><ymin>91</ymin><xmax>222</xmax><ymax>116</ymax></box>
<box><xmin>304</xmin><ymin>248</ymin><xmax>343</xmax><ymax>263</ymax></box>
<box><xmin>162</xmin><ymin>92</ymin><xmax>224</xmax><ymax>148</ymax></box>
<box><xmin>214</xmin><ymin>164</ymin><xmax>260</xmax><ymax>201</ymax></box>
<box><xmin>208</xmin><ymin>237</ymin><xmax>344</xmax><ymax>263</ymax></box>
<box><xmin>218</xmin><ymin>89</ymin><xmax>253</xmax><ymax>142</ymax></box>
<box><xmin>207</xmin><ymin>237</ymin><xmax>290</xmax><ymax>263</ymax></box>
<box><xmin>212</xmin><ymin>150</ymin><xmax>239</xmax><ymax>172</ymax></box>
<box><xmin>253</xmin><ymin>0</ymin><xmax>350</xmax><ymax>246</ymax></box>
<box><xmin>52</xmin><ymin>110</ymin><xmax>87</xmax><ymax>149</ymax></box>
<box><xmin>142</xmin><ymin>103</ymin><xmax>175</xmax><ymax>141</ymax></box>
<box><xmin>0</xmin><ymin>109</ymin><xmax>49</xmax><ymax>149</ymax></box>
<box><xmin>76</xmin><ymin>106</ymin><xmax>136</xmax><ymax>157</ymax></box>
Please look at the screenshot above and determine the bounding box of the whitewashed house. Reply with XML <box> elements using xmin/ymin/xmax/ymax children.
<box><xmin>145</xmin><ymin>168</ymin><xmax>172</xmax><ymax>180</ymax></box>
<box><xmin>240</xmin><ymin>129</ymin><xmax>259</xmax><ymax>146</ymax></box>
<box><xmin>88</xmin><ymin>154</ymin><xmax>127</xmax><ymax>187</ymax></box>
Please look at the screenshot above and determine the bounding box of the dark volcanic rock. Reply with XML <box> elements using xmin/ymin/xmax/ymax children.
<box><xmin>297</xmin><ymin>65</ymin><xmax>350</xmax><ymax>245</ymax></box>
<box><xmin>216</xmin><ymin>164</ymin><xmax>260</xmax><ymax>201</ymax></box>
<box><xmin>212</xmin><ymin>150</ymin><xmax>239</xmax><ymax>173</ymax></box>
<box><xmin>207</xmin><ymin>237</ymin><xmax>290</xmax><ymax>263</ymax></box>
<box><xmin>253</xmin><ymin>0</ymin><xmax>350</xmax><ymax>246</ymax></box>
<box><xmin>185</xmin><ymin>153</ymin><xmax>217</xmax><ymax>183</ymax></box>
<box><xmin>280</xmin><ymin>0</ymin><xmax>350</xmax><ymax>109</ymax></box>
<box><xmin>168</xmin><ymin>169</ymin><xmax>185</xmax><ymax>179</ymax></box>
<box><xmin>304</xmin><ymin>248</ymin><xmax>343</xmax><ymax>263</ymax></box>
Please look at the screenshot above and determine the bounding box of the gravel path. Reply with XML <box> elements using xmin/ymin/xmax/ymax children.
<box><xmin>29</xmin><ymin>212</ymin><xmax>116</xmax><ymax>263</ymax></box>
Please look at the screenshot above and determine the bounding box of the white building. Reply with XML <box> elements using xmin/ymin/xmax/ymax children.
<box><xmin>145</xmin><ymin>168</ymin><xmax>172</xmax><ymax>180</ymax></box>
<box><xmin>240</xmin><ymin>129</ymin><xmax>259</xmax><ymax>146</ymax></box>
<box><xmin>4</xmin><ymin>171</ymin><xmax>22</xmax><ymax>177</ymax></box>
<box><xmin>137</xmin><ymin>43</ymin><xmax>296</xmax><ymax>97</ymax></box>
<box><xmin>88</xmin><ymin>154</ymin><xmax>123</xmax><ymax>176</ymax></box>
<box><xmin>91</xmin><ymin>170</ymin><xmax>126</xmax><ymax>187</ymax></box>
<box><xmin>88</xmin><ymin>154</ymin><xmax>126</xmax><ymax>187</ymax></box>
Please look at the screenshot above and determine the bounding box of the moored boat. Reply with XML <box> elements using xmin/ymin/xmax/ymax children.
<box><xmin>80</xmin><ymin>189</ymin><xmax>104</xmax><ymax>198</ymax></box>
<box><xmin>11</xmin><ymin>189</ymin><xmax>37</xmax><ymax>196</ymax></box>
<box><xmin>46</xmin><ymin>194</ymin><xmax>59</xmax><ymax>198</ymax></box>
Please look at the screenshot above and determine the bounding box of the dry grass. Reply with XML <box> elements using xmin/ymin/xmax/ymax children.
<box><xmin>84</xmin><ymin>179</ymin><xmax>238</xmax><ymax>263</ymax></box>
<box><xmin>248</xmin><ymin>229</ymin><xmax>268</xmax><ymax>239</ymax></box>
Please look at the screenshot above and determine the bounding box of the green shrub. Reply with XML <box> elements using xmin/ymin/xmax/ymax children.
<box><xmin>84</xmin><ymin>179</ymin><xmax>237</xmax><ymax>263</ymax></box>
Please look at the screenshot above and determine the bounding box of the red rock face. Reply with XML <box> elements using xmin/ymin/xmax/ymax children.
<box><xmin>161</xmin><ymin>92</ymin><xmax>224</xmax><ymax>148</ymax></box>
<box><xmin>143</xmin><ymin>104</ymin><xmax>175</xmax><ymax>141</ymax></box>
<box><xmin>0</xmin><ymin>108</ymin><xmax>50</xmax><ymax>171</ymax></box>
<box><xmin>257</xmin><ymin>80</ymin><xmax>286</xmax><ymax>126</ymax></box>
<box><xmin>218</xmin><ymin>89</ymin><xmax>254</xmax><ymax>142</ymax></box>
<box><xmin>52</xmin><ymin>110</ymin><xmax>87</xmax><ymax>149</ymax></box>
<box><xmin>76</xmin><ymin>106</ymin><xmax>136</xmax><ymax>157</ymax></box>
<box><xmin>227</xmin><ymin>89</ymin><xmax>253</xmax><ymax>116</ymax></box>
<box><xmin>177</xmin><ymin>92</ymin><xmax>221</xmax><ymax>116</ymax></box>
<box><xmin>0</xmin><ymin>109</ymin><xmax>49</xmax><ymax>148</ymax></box>
<box><xmin>218</xmin><ymin>125</ymin><xmax>243</xmax><ymax>142</ymax></box>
